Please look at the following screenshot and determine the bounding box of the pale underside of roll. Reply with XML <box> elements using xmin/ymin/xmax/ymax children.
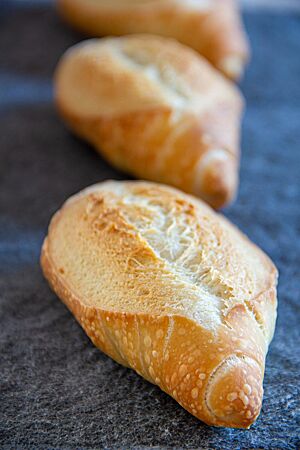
<box><xmin>41</xmin><ymin>180</ymin><xmax>278</xmax><ymax>428</ymax></box>
<box><xmin>55</xmin><ymin>35</ymin><xmax>244</xmax><ymax>209</ymax></box>
<box><xmin>57</xmin><ymin>0</ymin><xmax>250</xmax><ymax>80</ymax></box>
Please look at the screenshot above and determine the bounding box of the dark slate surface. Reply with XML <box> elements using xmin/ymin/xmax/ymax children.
<box><xmin>0</xmin><ymin>3</ymin><xmax>300</xmax><ymax>449</ymax></box>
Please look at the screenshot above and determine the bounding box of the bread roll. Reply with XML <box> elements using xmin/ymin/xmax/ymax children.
<box><xmin>57</xmin><ymin>0</ymin><xmax>249</xmax><ymax>80</ymax></box>
<box><xmin>41</xmin><ymin>180</ymin><xmax>278</xmax><ymax>429</ymax></box>
<box><xmin>55</xmin><ymin>35</ymin><xmax>244</xmax><ymax>209</ymax></box>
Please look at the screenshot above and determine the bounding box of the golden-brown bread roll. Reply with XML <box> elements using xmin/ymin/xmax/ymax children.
<box><xmin>41</xmin><ymin>180</ymin><xmax>278</xmax><ymax>429</ymax></box>
<box><xmin>57</xmin><ymin>0</ymin><xmax>249</xmax><ymax>80</ymax></box>
<box><xmin>55</xmin><ymin>35</ymin><xmax>244</xmax><ymax>209</ymax></box>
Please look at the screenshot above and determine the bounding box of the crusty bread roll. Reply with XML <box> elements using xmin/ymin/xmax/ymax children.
<box><xmin>57</xmin><ymin>0</ymin><xmax>249</xmax><ymax>80</ymax></box>
<box><xmin>41</xmin><ymin>180</ymin><xmax>278</xmax><ymax>429</ymax></box>
<box><xmin>55</xmin><ymin>35</ymin><xmax>244</xmax><ymax>209</ymax></box>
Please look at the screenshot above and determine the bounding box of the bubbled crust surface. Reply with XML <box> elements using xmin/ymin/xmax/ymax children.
<box><xmin>41</xmin><ymin>181</ymin><xmax>278</xmax><ymax>428</ymax></box>
<box><xmin>57</xmin><ymin>0</ymin><xmax>249</xmax><ymax>80</ymax></box>
<box><xmin>55</xmin><ymin>35</ymin><xmax>244</xmax><ymax>209</ymax></box>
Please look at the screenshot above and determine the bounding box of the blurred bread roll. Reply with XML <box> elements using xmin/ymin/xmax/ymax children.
<box><xmin>57</xmin><ymin>0</ymin><xmax>249</xmax><ymax>80</ymax></box>
<box><xmin>55</xmin><ymin>35</ymin><xmax>244</xmax><ymax>209</ymax></box>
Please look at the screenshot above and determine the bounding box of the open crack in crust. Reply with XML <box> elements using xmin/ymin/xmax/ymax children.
<box><xmin>57</xmin><ymin>0</ymin><xmax>250</xmax><ymax>80</ymax></box>
<box><xmin>55</xmin><ymin>35</ymin><xmax>244</xmax><ymax>209</ymax></box>
<box><xmin>41</xmin><ymin>180</ymin><xmax>278</xmax><ymax>428</ymax></box>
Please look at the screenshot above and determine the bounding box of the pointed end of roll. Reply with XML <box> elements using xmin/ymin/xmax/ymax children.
<box><xmin>219</xmin><ymin>56</ymin><xmax>246</xmax><ymax>81</ymax></box>
<box><xmin>205</xmin><ymin>355</ymin><xmax>264</xmax><ymax>428</ymax></box>
<box><xmin>193</xmin><ymin>149</ymin><xmax>238</xmax><ymax>209</ymax></box>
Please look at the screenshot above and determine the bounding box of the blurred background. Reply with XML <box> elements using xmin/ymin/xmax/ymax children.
<box><xmin>0</xmin><ymin>1</ymin><xmax>299</xmax><ymax>449</ymax></box>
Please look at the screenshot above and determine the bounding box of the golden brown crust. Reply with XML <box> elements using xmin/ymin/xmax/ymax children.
<box><xmin>57</xmin><ymin>0</ymin><xmax>250</xmax><ymax>80</ymax></box>
<box><xmin>55</xmin><ymin>35</ymin><xmax>244</xmax><ymax>209</ymax></box>
<box><xmin>40</xmin><ymin>180</ymin><xmax>278</xmax><ymax>428</ymax></box>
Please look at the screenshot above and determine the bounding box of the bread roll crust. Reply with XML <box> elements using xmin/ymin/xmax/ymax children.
<box><xmin>57</xmin><ymin>0</ymin><xmax>249</xmax><ymax>80</ymax></box>
<box><xmin>55</xmin><ymin>35</ymin><xmax>244</xmax><ymax>209</ymax></box>
<box><xmin>41</xmin><ymin>180</ymin><xmax>277</xmax><ymax>428</ymax></box>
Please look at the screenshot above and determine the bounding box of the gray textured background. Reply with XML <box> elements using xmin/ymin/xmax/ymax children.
<box><xmin>0</xmin><ymin>2</ymin><xmax>300</xmax><ymax>449</ymax></box>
